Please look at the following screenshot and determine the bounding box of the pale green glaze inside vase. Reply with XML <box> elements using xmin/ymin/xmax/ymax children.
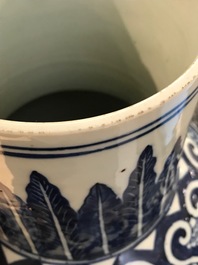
<box><xmin>0</xmin><ymin>0</ymin><xmax>197</xmax><ymax>119</ymax></box>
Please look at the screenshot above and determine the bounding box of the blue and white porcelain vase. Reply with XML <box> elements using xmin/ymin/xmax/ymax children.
<box><xmin>0</xmin><ymin>1</ymin><xmax>198</xmax><ymax>264</ymax></box>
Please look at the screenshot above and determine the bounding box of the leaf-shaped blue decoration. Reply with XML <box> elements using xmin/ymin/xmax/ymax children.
<box><xmin>0</xmin><ymin>138</ymin><xmax>183</xmax><ymax>262</ymax></box>
<box><xmin>158</xmin><ymin>138</ymin><xmax>182</xmax><ymax>209</ymax></box>
<box><xmin>122</xmin><ymin>145</ymin><xmax>160</xmax><ymax>237</ymax></box>
<box><xmin>26</xmin><ymin>171</ymin><xmax>77</xmax><ymax>260</ymax></box>
<box><xmin>76</xmin><ymin>183</ymin><xmax>124</xmax><ymax>259</ymax></box>
<box><xmin>158</xmin><ymin>138</ymin><xmax>182</xmax><ymax>195</ymax></box>
<box><xmin>0</xmin><ymin>183</ymin><xmax>39</xmax><ymax>254</ymax></box>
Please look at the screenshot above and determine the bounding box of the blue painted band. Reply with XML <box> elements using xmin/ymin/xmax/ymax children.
<box><xmin>1</xmin><ymin>86</ymin><xmax>197</xmax><ymax>159</ymax></box>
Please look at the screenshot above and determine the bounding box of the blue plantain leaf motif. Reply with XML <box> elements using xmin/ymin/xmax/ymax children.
<box><xmin>158</xmin><ymin>138</ymin><xmax>182</xmax><ymax>205</ymax></box>
<box><xmin>0</xmin><ymin>182</ymin><xmax>39</xmax><ymax>254</ymax></box>
<box><xmin>122</xmin><ymin>145</ymin><xmax>160</xmax><ymax>238</ymax></box>
<box><xmin>76</xmin><ymin>183</ymin><xmax>124</xmax><ymax>259</ymax></box>
<box><xmin>26</xmin><ymin>171</ymin><xmax>77</xmax><ymax>260</ymax></box>
<box><xmin>0</xmin><ymin>137</ymin><xmax>183</xmax><ymax>262</ymax></box>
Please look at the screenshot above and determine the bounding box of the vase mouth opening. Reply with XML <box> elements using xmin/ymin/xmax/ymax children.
<box><xmin>0</xmin><ymin>0</ymin><xmax>198</xmax><ymax>134</ymax></box>
<box><xmin>0</xmin><ymin>58</ymin><xmax>197</xmax><ymax>135</ymax></box>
